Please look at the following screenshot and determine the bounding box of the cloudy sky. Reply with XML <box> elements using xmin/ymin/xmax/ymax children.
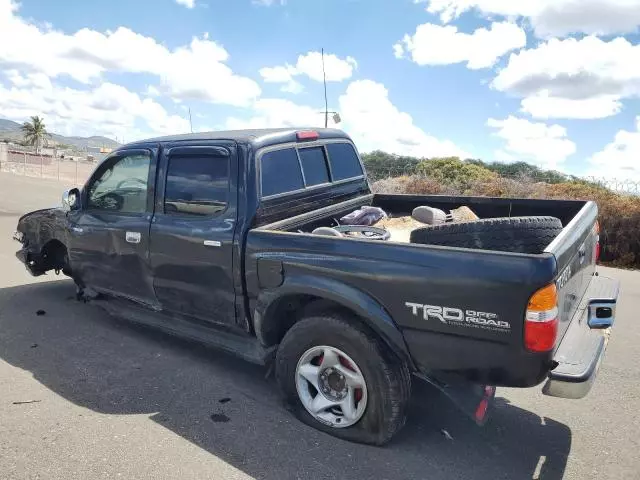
<box><xmin>1</xmin><ymin>0</ymin><xmax>640</xmax><ymax>178</ymax></box>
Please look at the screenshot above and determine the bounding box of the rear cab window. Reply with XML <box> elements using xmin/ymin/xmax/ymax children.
<box><xmin>164</xmin><ymin>154</ymin><xmax>229</xmax><ymax>216</ymax></box>
<box><xmin>260</xmin><ymin>141</ymin><xmax>363</xmax><ymax>198</ymax></box>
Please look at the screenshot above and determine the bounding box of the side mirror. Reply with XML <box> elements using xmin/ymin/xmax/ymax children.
<box><xmin>62</xmin><ymin>188</ymin><xmax>80</xmax><ymax>211</ymax></box>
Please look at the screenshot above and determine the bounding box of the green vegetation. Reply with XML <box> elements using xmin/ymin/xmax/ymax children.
<box><xmin>360</xmin><ymin>151</ymin><xmax>421</xmax><ymax>180</ymax></box>
<box><xmin>416</xmin><ymin>157</ymin><xmax>497</xmax><ymax>190</ymax></box>
<box><xmin>21</xmin><ymin>116</ymin><xmax>50</xmax><ymax>154</ymax></box>
<box><xmin>361</xmin><ymin>151</ymin><xmax>583</xmax><ymax>184</ymax></box>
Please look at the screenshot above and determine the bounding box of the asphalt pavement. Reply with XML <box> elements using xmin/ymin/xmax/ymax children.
<box><xmin>0</xmin><ymin>171</ymin><xmax>638</xmax><ymax>480</ymax></box>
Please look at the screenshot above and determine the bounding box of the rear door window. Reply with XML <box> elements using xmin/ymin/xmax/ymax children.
<box><xmin>298</xmin><ymin>147</ymin><xmax>330</xmax><ymax>186</ymax></box>
<box><xmin>326</xmin><ymin>143</ymin><xmax>363</xmax><ymax>181</ymax></box>
<box><xmin>261</xmin><ymin>148</ymin><xmax>304</xmax><ymax>197</ymax></box>
<box><xmin>164</xmin><ymin>154</ymin><xmax>229</xmax><ymax>216</ymax></box>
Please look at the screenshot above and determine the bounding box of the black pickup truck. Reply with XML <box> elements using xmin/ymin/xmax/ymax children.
<box><xmin>14</xmin><ymin>128</ymin><xmax>619</xmax><ymax>445</ymax></box>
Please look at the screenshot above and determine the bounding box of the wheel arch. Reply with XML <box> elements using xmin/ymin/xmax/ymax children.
<box><xmin>254</xmin><ymin>275</ymin><xmax>414</xmax><ymax>369</ymax></box>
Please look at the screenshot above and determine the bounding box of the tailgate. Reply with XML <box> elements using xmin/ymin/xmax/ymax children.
<box><xmin>544</xmin><ymin>201</ymin><xmax>599</xmax><ymax>346</ymax></box>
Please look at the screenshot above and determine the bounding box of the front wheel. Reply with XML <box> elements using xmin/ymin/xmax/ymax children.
<box><xmin>275</xmin><ymin>312</ymin><xmax>411</xmax><ymax>445</ymax></box>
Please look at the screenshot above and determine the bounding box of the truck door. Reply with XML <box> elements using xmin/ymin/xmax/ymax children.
<box><xmin>149</xmin><ymin>144</ymin><xmax>238</xmax><ymax>326</ymax></box>
<box><xmin>67</xmin><ymin>148</ymin><xmax>157</xmax><ymax>306</ymax></box>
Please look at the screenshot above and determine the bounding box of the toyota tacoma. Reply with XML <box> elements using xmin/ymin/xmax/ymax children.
<box><xmin>14</xmin><ymin>128</ymin><xmax>619</xmax><ymax>444</ymax></box>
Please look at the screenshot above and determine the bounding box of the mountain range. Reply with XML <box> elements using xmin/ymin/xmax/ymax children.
<box><xmin>0</xmin><ymin>118</ymin><xmax>121</xmax><ymax>150</ymax></box>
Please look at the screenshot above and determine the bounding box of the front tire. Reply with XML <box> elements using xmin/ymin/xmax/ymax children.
<box><xmin>275</xmin><ymin>312</ymin><xmax>410</xmax><ymax>445</ymax></box>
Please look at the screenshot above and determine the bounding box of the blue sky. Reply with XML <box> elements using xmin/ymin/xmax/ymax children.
<box><xmin>2</xmin><ymin>0</ymin><xmax>640</xmax><ymax>178</ymax></box>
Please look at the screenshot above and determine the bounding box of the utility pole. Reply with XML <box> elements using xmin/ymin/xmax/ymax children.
<box><xmin>322</xmin><ymin>48</ymin><xmax>328</xmax><ymax>128</ymax></box>
<box><xmin>188</xmin><ymin>107</ymin><xmax>193</xmax><ymax>133</ymax></box>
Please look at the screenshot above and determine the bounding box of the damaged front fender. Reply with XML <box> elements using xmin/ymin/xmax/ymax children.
<box><xmin>15</xmin><ymin>207</ymin><xmax>70</xmax><ymax>276</ymax></box>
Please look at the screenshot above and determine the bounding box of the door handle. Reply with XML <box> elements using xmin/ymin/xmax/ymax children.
<box><xmin>203</xmin><ymin>240</ymin><xmax>222</xmax><ymax>247</ymax></box>
<box><xmin>126</xmin><ymin>231</ymin><xmax>142</xmax><ymax>244</ymax></box>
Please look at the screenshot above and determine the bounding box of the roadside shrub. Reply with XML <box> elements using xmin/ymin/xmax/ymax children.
<box><xmin>416</xmin><ymin>158</ymin><xmax>497</xmax><ymax>190</ymax></box>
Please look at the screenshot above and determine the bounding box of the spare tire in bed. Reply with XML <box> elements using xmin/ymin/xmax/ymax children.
<box><xmin>409</xmin><ymin>216</ymin><xmax>563</xmax><ymax>254</ymax></box>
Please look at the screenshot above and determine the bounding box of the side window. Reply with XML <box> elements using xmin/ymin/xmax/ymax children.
<box><xmin>326</xmin><ymin>143</ymin><xmax>363</xmax><ymax>181</ymax></box>
<box><xmin>298</xmin><ymin>147</ymin><xmax>329</xmax><ymax>186</ymax></box>
<box><xmin>164</xmin><ymin>154</ymin><xmax>229</xmax><ymax>216</ymax></box>
<box><xmin>261</xmin><ymin>148</ymin><xmax>304</xmax><ymax>197</ymax></box>
<box><xmin>87</xmin><ymin>153</ymin><xmax>151</xmax><ymax>213</ymax></box>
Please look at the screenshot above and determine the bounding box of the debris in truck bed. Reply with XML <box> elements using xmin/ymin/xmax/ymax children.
<box><xmin>412</xmin><ymin>206</ymin><xmax>449</xmax><ymax>225</ymax></box>
<box><xmin>340</xmin><ymin>206</ymin><xmax>387</xmax><ymax>226</ymax></box>
<box><xmin>375</xmin><ymin>216</ymin><xmax>426</xmax><ymax>243</ymax></box>
<box><xmin>450</xmin><ymin>206</ymin><xmax>479</xmax><ymax>222</ymax></box>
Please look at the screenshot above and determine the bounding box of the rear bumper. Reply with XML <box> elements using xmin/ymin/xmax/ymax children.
<box><xmin>542</xmin><ymin>274</ymin><xmax>619</xmax><ymax>399</ymax></box>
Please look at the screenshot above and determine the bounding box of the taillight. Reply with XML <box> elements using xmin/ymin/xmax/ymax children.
<box><xmin>525</xmin><ymin>284</ymin><xmax>559</xmax><ymax>352</ymax></box>
<box><xmin>594</xmin><ymin>221</ymin><xmax>601</xmax><ymax>262</ymax></box>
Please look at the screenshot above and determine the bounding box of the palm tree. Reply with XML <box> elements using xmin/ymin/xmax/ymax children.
<box><xmin>21</xmin><ymin>116</ymin><xmax>50</xmax><ymax>154</ymax></box>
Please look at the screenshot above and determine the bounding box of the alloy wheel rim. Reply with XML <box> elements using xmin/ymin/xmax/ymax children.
<box><xmin>295</xmin><ymin>345</ymin><xmax>368</xmax><ymax>428</ymax></box>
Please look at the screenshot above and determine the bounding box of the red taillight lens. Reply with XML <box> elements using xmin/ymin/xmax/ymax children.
<box><xmin>296</xmin><ymin>130</ymin><xmax>319</xmax><ymax>141</ymax></box>
<box><xmin>594</xmin><ymin>221</ymin><xmax>601</xmax><ymax>263</ymax></box>
<box><xmin>525</xmin><ymin>317</ymin><xmax>559</xmax><ymax>352</ymax></box>
<box><xmin>525</xmin><ymin>284</ymin><xmax>559</xmax><ymax>352</ymax></box>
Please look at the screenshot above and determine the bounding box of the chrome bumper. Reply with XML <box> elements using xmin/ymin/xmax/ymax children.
<box><xmin>542</xmin><ymin>275</ymin><xmax>619</xmax><ymax>399</ymax></box>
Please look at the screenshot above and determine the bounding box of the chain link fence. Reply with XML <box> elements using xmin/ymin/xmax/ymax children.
<box><xmin>0</xmin><ymin>147</ymin><xmax>95</xmax><ymax>185</ymax></box>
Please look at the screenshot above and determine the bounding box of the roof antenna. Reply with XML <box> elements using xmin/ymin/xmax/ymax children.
<box><xmin>188</xmin><ymin>107</ymin><xmax>193</xmax><ymax>133</ymax></box>
<box><xmin>322</xmin><ymin>48</ymin><xmax>328</xmax><ymax>128</ymax></box>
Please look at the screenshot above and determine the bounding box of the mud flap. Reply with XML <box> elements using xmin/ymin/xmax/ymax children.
<box><xmin>416</xmin><ymin>373</ymin><xmax>496</xmax><ymax>425</ymax></box>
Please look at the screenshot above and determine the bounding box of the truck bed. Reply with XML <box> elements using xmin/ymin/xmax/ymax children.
<box><xmin>248</xmin><ymin>193</ymin><xmax>598</xmax><ymax>387</ymax></box>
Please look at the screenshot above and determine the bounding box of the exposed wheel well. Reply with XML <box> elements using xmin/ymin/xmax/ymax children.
<box><xmin>40</xmin><ymin>240</ymin><xmax>68</xmax><ymax>271</ymax></box>
<box><xmin>260</xmin><ymin>294</ymin><xmax>408</xmax><ymax>366</ymax></box>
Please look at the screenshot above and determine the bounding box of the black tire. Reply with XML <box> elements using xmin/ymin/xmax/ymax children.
<box><xmin>275</xmin><ymin>312</ymin><xmax>411</xmax><ymax>445</ymax></box>
<box><xmin>410</xmin><ymin>216</ymin><xmax>563</xmax><ymax>254</ymax></box>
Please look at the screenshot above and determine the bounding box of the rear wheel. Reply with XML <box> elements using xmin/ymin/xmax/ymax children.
<box><xmin>275</xmin><ymin>312</ymin><xmax>410</xmax><ymax>445</ymax></box>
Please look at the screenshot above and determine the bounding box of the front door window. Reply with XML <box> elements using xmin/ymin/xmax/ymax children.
<box><xmin>87</xmin><ymin>153</ymin><xmax>151</xmax><ymax>213</ymax></box>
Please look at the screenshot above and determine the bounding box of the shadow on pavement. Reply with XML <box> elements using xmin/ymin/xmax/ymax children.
<box><xmin>0</xmin><ymin>280</ymin><xmax>571</xmax><ymax>480</ymax></box>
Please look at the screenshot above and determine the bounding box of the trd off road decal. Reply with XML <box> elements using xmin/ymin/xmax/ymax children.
<box><xmin>405</xmin><ymin>303</ymin><xmax>511</xmax><ymax>333</ymax></box>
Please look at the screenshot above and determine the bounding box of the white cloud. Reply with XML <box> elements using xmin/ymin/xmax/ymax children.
<box><xmin>520</xmin><ymin>91</ymin><xmax>623</xmax><ymax>120</ymax></box>
<box><xmin>281</xmin><ymin>80</ymin><xmax>304</xmax><ymax>94</ymax></box>
<box><xmin>339</xmin><ymin>80</ymin><xmax>470</xmax><ymax>157</ymax></box>
<box><xmin>589</xmin><ymin>117</ymin><xmax>640</xmax><ymax>179</ymax></box>
<box><xmin>225</xmin><ymin>98</ymin><xmax>326</xmax><ymax>130</ymax></box>
<box><xmin>259</xmin><ymin>51</ymin><xmax>357</xmax><ymax>91</ymax></box>
<box><xmin>176</xmin><ymin>0</ymin><xmax>195</xmax><ymax>8</ymax></box>
<box><xmin>0</xmin><ymin>0</ymin><xmax>260</xmax><ymax>106</ymax></box>
<box><xmin>492</xmin><ymin>36</ymin><xmax>640</xmax><ymax>119</ymax></box>
<box><xmin>224</xmin><ymin>79</ymin><xmax>468</xmax><ymax>158</ymax></box>
<box><xmin>0</xmin><ymin>72</ymin><xmax>189</xmax><ymax>140</ymax></box>
<box><xmin>423</xmin><ymin>0</ymin><xmax>640</xmax><ymax>38</ymax></box>
<box><xmin>395</xmin><ymin>22</ymin><xmax>526</xmax><ymax>69</ymax></box>
<box><xmin>253</xmin><ymin>0</ymin><xmax>286</xmax><ymax>5</ymax></box>
<box><xmin>393</xmin><ymin>43</ymin><xmax>405</xmax><ymax>59</ymax></box>
<box><xmin>296</xmin><ymin>52</ymin><xmax>357</xmax><ymax>82</ymax></box>
<box><xmin>487</xmin><ymin>116</ymin><xmax>576</xmax><ymax>168</ymax></box>
<box><xmin>259</xmin><ymin>65</ymin><xmax>304</xmax><ymax>93</ymax></box>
